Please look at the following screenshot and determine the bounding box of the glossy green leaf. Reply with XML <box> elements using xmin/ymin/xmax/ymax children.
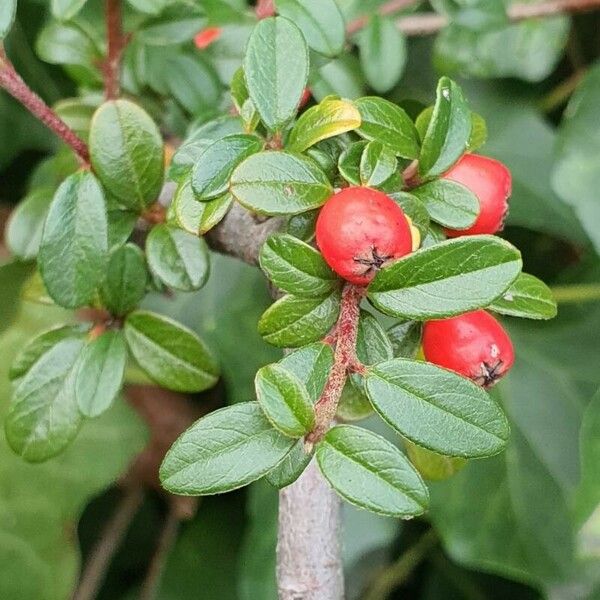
<box><xmin>160</xmin><ymin>402</ymin><xmax>296</xmax><ymax>494</ymax></box>
<box><xmin>90</xmin><ymin>99</ymin><xmax>164</xmax><ymax>210</ymax></box>
<box><xmin>244</xmin><ymin>17</ymin><xmax>309</xmax><ymax>131</ymax></box>
<box><xmin>0</xmin><ymin>0</ymin><xmax>17</xmax><ymax>38</ymax></box>
<box><xmin>275</xmin><ymin>0</ymin><xmax>345</xmax><ymax>57</ymax></box>
<box><xmin>358</xmin><ymin>15</ymin><xmax>406</xmax><ymax>94</ymax></box>
<box><xmin>316</xmin><ymin>425</ymin><xmax>429</xmax><ymax>517</ymax></box>
<box><xmin>230</xmin><ymin>151</ymin><xmax>333</xmax><ymax>215</ymax></box>
<box><xmin>192</xmin><ymin>134</ymin><xmax>263</xmax><ymax>201</ymax></box>
<box><xmin>404</xmin><ymin>439</ymin><xmax>467</xmax><ymax>481</ymax></box>
<box><xmin>387</xmin><ymin>321</ymin><xmax>423</xmax><ymax>359</ymax></box>
<box><xmin>389</xmin><ymin>191</ymin><xmax>431</xmax><ymax>239</ymax></box>
<box><xmin>338</xmin><ymin>141</ymin><xmax>367</xmax><ymax>185</ymax></box>
<box><xmin>76</xmin><ymin>331</ymin><xmax>127</xmax><ymax>418</ymax></box>
<box><xmin>365</xmin><ymin>358</ymin><xmax>510</xmax><ymax>458</ymax></box>
<box><xmin>51</xmin><ymin>0</ymin><xmax>87</xmax><ymax>20</ymax></box>
<box><xmin>356</xmin><ymin>311</ymin><xmax>393</xmax><ymax>366</ymax></box>
<box><xmin>419</xmin><ymin>77</ymin><xmax>471</xmax><ymax>178</ymax></box>
<box><xmin>412</xmin><ymin>179</ymin><xmax>479</xmax><ymax>229</ymax></box>
<box><xmin>146</xmin><ymin>224</ymin><xmax>210</xmax><ymax>291</ymax></box>
<box><xmin>100</xmin><ymin>243</ymin><xmax>148</xmax><ymax>316</ymax></box>
<box><xmin>287</xmin><ymin>99</ymin><xmax>362</xmax><ymax>153</ymax></box>
<box><xmin>354</xmin><ymin>96</ymin><xmax>419</xmax><ymax>159</ymax></box>
<box><xmin>124</xmin><ymin>310</ymin><xmax>219</xmax><ymax>392</ymax></box>
<box><xmin>6</xmin><ymin>188</ymin><xmax>53</xmax><ymax>261</ymax></box>
<box><xmin>489</xmin><ymin>272</ymin><xmax>557</xmax><ymax>320</ymax></box>
<box><xmin>287</xmin><ymin>209</ymin><xmax>319</xmax><ymax>242</ymax></box>
<box><xmin>38</xmin><ymin>171</ymin><xmax>108</xmax><ymax>309</ymax></box>
<box><xmin>259</xmin><ymin>233</ymin><xmax>338</xmax><ymax>297</ymax></box>
<box><xmin>106</xmin><ymin>206</ymin><xmax>137</xmax><ymax>250</ymax></box>
<box><xmin>359</xmin><ymin>140</ymin><xmax>397</xmax><ymax>188</ymax></box>
<box><xmin>266</xmin><ymin>439</ymin><xmax>313</xmax><ymax>488</ymax></box>
<box><xmin>258</xmin><ymin>291</ymin><xmax>341</xmax><ymax>348</ymax></box>
<box><xmin>368</xmin><ymin>236</ymin><xmax>522</xmax><ymax>319</ymax></box>
<box><xmin>5</xmin><ymin>338</ymin><xmax>84</xmax><ymax>462</ymax></box>
<box><xmin>255</xmin><ymin>364</ymin><xmax>315</xmax><ymax>437</ymax></box>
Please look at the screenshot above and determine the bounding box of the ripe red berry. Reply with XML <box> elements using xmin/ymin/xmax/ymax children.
<box><xmin>316</xmin><ymin>187</ymin><xmax>413</xmax><ymax>286</ymax></box>
<box><xmin>442</xmin><ymin>154</ymin><xmax>512</xmax><ymax>237</ymax></box>
<box><xmin>422</xmin><ymin>310</ymin><xmax>515</xmax><ymax>388</ymax></box>
<box><xmin>194</xmin><ymin>27</ymin><xmax>222</xmax><ymax>50</ymax></box>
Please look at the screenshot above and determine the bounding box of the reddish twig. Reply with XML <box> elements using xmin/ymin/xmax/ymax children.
<box><xmin>104</xmin><ymin>0</ymin><xmax>125</xmax><ymax>100</ymax></box>
<box><xmin>0</xmin><ymin>46</ymin><xmax>90</xmax><ymax>165</ymax></box>
<box><xmin>347</xmin><ymin>0</ymin><xmax>419</xmax><ymax>35</ymax></box>
<box><xmin>255</xmin><ymin>0</ymin><xmax>275</xmax><ymax>19</ymax></box>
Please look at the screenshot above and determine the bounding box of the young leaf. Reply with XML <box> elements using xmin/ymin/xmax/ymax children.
<box><xmin>146</xmin><ymin>224</ymin><xmax>210</xmax><ymax>291</ymax></box>
<box><xmin>244</xmin><ymin>17</ymin><xmax>309</xmax><ymax>131</ymax></box>
<box><xmin>338</xmin><ymin>141</ymin><xmax>367</xmax><ymax>185</ymax></box>
<box><xmin>358</xmin><ymin>15</ymin><xmax>407</xmax><ymax>94</ymax></box>
<box><xmin>354</xmin><ymin>97</ymin><xmax>420</xmax><ymax>160</ymax></box>
<box><xmin>416</xmin><ymin>106</ymin><xmax>487</xmax><ymax>152</ymax></box>
<box><xmin>100</xmin><ymin>243</ymin><xmax>148</xmax><ymax>316</ymax></box>
<box><xmin>316</xmin><ymin>425</ymin><xmax>429</xmax><ymax>517</ymax></box>
<box><xmin>38</xmin><ymin>171</ymin><xmax>108</xmax><ymax>309</ymax></box>
<box><xmin>192</xmin><ymin>134</ymin><xmax>263</xmax><ymax>201</ymax></box>
<box><xmin>387</xmin><ymin>321</ymin><xmax>423</xmax><ymax>359</ymax></box>
<box><xmin>368</xmin><ymin>236</ymin><xmax>522</xmax><ymax>319</ymax></box>
<box><xmin>259</xmin><ymin>233</ymin><xmax>338</xmax><ymax>297</ymax></box>
<box><xmin>5</xmin><ymin>338</ymin><xmax>85</xmax><ymax>462</ymax></box>
<box><xmin>489</xmin><ymin>272</ymin><xmax>557</xmax><ymax>320</ymax></box>
<box><xmin>275</xmin><ymin>0</ymin><xmax>345</xmax><ymax>57</ymax></box>
<box><xmin>90</xmin><ymin>99</ymin><xmax>164</xmax><ymax>210</ymax></box>
<box><xmin>0</xmin><ymin>0</ymin><xmax>17</xmax><ymax>41</ymax></box>
<box><xmin>287</xmin><ymin>99</ymin><xmax>362</xmax><ymax>153</ymax></box>
<box><xmin>230</xmin><ymin>151</ymin><xmax>333</xmax><ymax>215</ymax></box>
<box><xmin>76</xmin><ymin>330</ymin><xmax>127</xmax><ymax>418</ymax></box>
<box><xmin>266</xmin><ymin>439</ymin><xmax>313</xmax><ymax>488</ymax></box>
<box><xmin>412</xmin><ymin>179</ymin><xmax>479</xmax><ymax>229</ymax></box>
<box><xmin>160</xmin><ymin>402</ymin><xmax>296</xmax><ymax>495</ymax></box>
<box><xmin>255</xmin><ymin>364</ymin><xmax>315</xmax><ymax>437</ymax></box>
<box><xmin>124</xmin><ymin>310</ymin><xmax>219</xmax><ymax>392</ymax></box>
<box><xmin>359</xmin><ymin>140</ymin><xmax>398</xmax><ymax>188</ymax></box>
<box><xmin>365</xmin><ymin>358</ymin><xmax>510</xmax><ymax>458</ymax></box>
<box><xmin>258</xmin><ymin>291</ymin><xmax>341</xmax><ymax>348</ymax></box>
<box><xmin>419</xmin><ymin>77</ymin><xmax>471</xmax><ymax>178</ymax></box>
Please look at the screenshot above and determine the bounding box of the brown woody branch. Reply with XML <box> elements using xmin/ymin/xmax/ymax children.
<box><xmin>104</xmin><ymin>0</ymin><xmax>125</xmax><ymax>100</ymax></box>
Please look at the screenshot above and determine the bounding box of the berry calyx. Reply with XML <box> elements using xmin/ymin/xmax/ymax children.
<box><xmin>442</xmin><ymin>154</ymin><xmax>512</xmax><ymax>237</ymax></box>
<box><xmin>194</xmin><ymin>27</ymin><xmax>222</xmax><ymax>50</ymax></box>
<box><xmin>422</xmin><ymin>309</ymin><xmax>515</xmax><ymax>387</ymax></box>
<box><xmin>316</xmin><ymin>187</ymin><xmax>413</xmax><ymax>286</ymax></box>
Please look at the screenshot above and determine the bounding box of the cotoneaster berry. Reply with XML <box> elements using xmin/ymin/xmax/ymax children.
<box><xmin>422</xmin><ymin>309</ymin><xmax>515</xmax><ymax>387</ymax></box>
<box><xmin>443</xmin><ymin>154</ymin><xmax>512</xmax><ymax>237</ymax></box>
<box><xmin>299</xmin><ymin>88</ymin><xmax>312</xmax><ymax>109</ymax></box>
<box><xmin>316</xmin><ymin>187</ymin><xmax>413</xmax><ymax>286</ymax></box>
<box><xmin>194</xmin><ymin>27</ymin><xmax>222</xmax><ymax>50</ymax></box>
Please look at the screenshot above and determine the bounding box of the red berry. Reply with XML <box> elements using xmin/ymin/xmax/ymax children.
<box><xmin>316</xmin><ymin>187</ymin><xmax>413</xmax><ymax>286</ymax></box>
<box><xmin>422</xmin><ymin>310</ymin><xmax>515</xmax><ymax>388</ymax></box>
<box><xmin>194</xmin><ymin>27</ymin><xmax>222</xmax><ymax>50</ymax></box>
<box><xmin>298</xmin><ymin>88</ymin><xmax>312</xmax><ymax>109</ymax></box>
<box><xmin>442</xmin><ymin>154</ymin><xmax>512</xmax><ymax>237</ymax></box>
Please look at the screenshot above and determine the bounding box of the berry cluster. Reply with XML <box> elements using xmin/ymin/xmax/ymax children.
<box><xmin>316</xmin><ymin>153</ymin><xmax>515</xmax><ymax>388</ymax></box>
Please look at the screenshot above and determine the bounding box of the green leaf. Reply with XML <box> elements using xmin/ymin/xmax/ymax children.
<box><xmin>419</xmin><ymin>77</ymin><xmax>471</xmax><ymax>178</ymax></box>
<box><xmin>316</xmin><ymin>425</ymin><xmax>429</xmax><ymax>517</ymax></box>
<box><xmin>75</xmin><ymin>330</ymin><xmax>127</xmax><ymax>418</ymax></box>
<box><xmin>338</xmin><ymin>141</ymin><xmax>367</xmax><ymax>185</ymax></box>
<box><xmin>124</xmin><ymin>310</ymin><xmax>219</xmax><ymax>392</ymax></box>
<box><xmin>365</xmin><ymin>358</ymin><xmax>510</xmax><ymax>458</ymax></box>
<box><xmin>160</xmin><ymin>402</ymin><xmax>296</xmax><ymax>495</ymax></box>
<box><xmin>336</xmin><ymin>380</ymin><xmax>373</xmax><ymax>422</ymax></box>
<box><xmin>359</xmin><ymin>140</ymin><xmax>397</xmax><ymax>188</ymax></box>
<box><xmin>469</xmin><ymin>112</ymin><xmax>488</xmax><ymax>151</ymax></box>
<box><xmin>404</xmin><ymin>439</ymin><xmax>467</xmax><ymax>481</ymax></box>
<box><xmin>107</xmin><ymin>206</ymin><xmax>137</xmax><ymax>250</ymax></box>
<box><xmin>230</xmin><ymin>151</ymin><xmax>333</xmax><ymax>215</ymax></box>
<box><xmin>90</xmin><ymin>99</ymin><xmax>164</xmax><ymax>210</ymax></box>
<box><xmin>368</xmin><ymin>236</ymin><xmax>522</xmax><ymax>319</ymax></box>
<box><xmin>389</xmin><ymin>191</ymin><xmax>431</xmax><ymax>239</ymax></box>
<box><xmin>51</xmin><ymin>0</ymin><xmax>87</xmax><ymax>20</ymax></box>
<box><xmin>38</xmin><ymin>171</ymin><xmax>108</xmax><ymax>309</ymax></box>
<box><xmin>387</xmin><ymin>321</ymin><xmax>423</xmax><ymax>359</ymax></box>
<box><xmin>5</xmin><ymin>337</ymin><xmax>84</xmax><ymax>462</ymax></box>
<box><xmin>259</xmin><ymin>233</ymin><xmax>338</xmax><ymax>297</ymax></box>
<box><xmin>576</xmin><ymin>389</ymin><xmax>600</xmax><ymax>525</ymax></box>
<box><xmin>0</xmin><ymin>0</ymin><xmax>17</xmax><ymax>38</ymax></box>
<box><xmin>287</xmin><ymin>99</ymin><xmax>362</xmax><ymax>153</ymax></box>
<box><xmin>356</xmin><ymin>311</ymin><xmax>393</xmax><ymax>366</ymax></box>
<box><xmin>266</xmin><ymin>439</ymin><xmax>313</xmax><ymax>488</ymax></box>
<box><xmin>244</xmin><ymin>17</ymin><xmax>309</xmax><ymax>131</ymax></box>
<box><xmin>278</xmin><ymin>342</ymin><xmax>334</xmax><ymax>402</ymax></box>
<box><xmin>431</xmin><ymin>0</ymin><xmax>508</xmax><ymax>31</ymax></box>
<box><xmin>358</xmin><ymin>15</ymin><xmax>406</xmax><ymax>94</ymax></box>
<box><xmin>192</xmin><ymin>134</ymin><xmax>263</xmax><ymax>201</ymax></box>
<box><xmin>354</xmin><ymin>97</ymin><xmax>420</xmax><ymax>160</ymax></box>
<box><xmin>255</xmin><ymin>364</ymin><xmax>315</xmax><ymax>437</ymax></box>
<box><xmin>489</xmin><ymin>272</ymin><xmax>557</xmax><ymax>320</ymax></box>
<box><xmin>137</xmin><ymin>4</ymin><xmax>205</xmax><ymax>45</ymax></box>
<box><xmin>275</xmin><ymin>0</ymin><xmax>345</xmax><ymax>57</ymax></box>
<box><xmin>258</xmin><ymin>291</ymin><xmax>341</xmax><ymax>348</ymax></box>
<box><xmin>312</xmin><ymin>55</ymin><xmax>366</xmax><ymax>101</ymax></box>
<box><xmin>6</xmin><ymin>188</ymin><xmax>53</xmax><ymax>260</ymax></box>
<box><xmin>100</xmin><ymin>243</ymin><xmax>148</xmax><ymax>316</ymax></box>
<box><xmin>146</xmin><ymin>224</ymin><xmax>210</xmax><ymax>291</ymax></box>
<box><xmin>412</xmin><ymin>179</ymin><xmax>479</xmax><ymax>229</ymax></box>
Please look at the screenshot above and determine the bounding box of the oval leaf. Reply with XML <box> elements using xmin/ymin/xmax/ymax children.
<box><xmin>338</xmin><ymin>141</ymin><xmax>367</xmax><ymax>186</ymax></box>
<box><xmin>266</xmin><ymin>439</ymin><xmax>313</xmax><ymax>488</ymax></box>
<box><xmin>360</xmin><ymin>140</ymin><xmax>398</xmax><ymax>188</ymax></box>
<box><xmin>489</xmin><ymin>272</ymin><xmax>557</xmax><ymax>320</ymax></box>
<box><xmin>365</xmin><ymin>358</ymin><xmax>510</xmax><ymax>458</ymax></box>
<box><xmin>279</xmin><ymin>342</ymin><xmax>334</xmax><ymax>402</ymax></box>
<box><xmin>316</xmin><ymin>425</ymin><xmax>429</xmax><ymax>517</ymax></box>
<box><xmin>368</xmin><ymin>236</ymin><xmax>522</xmax><ymax>319</ymax></box>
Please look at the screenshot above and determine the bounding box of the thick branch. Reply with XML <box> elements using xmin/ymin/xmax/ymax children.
<box><xmin>104</xmin><ymin>0</ymin><xmax>124</xmax><ymax>100</ymax></box>
<box><xmin>0</xmin><ymin>46</ymin><xmax>90</xmax><ymax>165</ymax></box>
